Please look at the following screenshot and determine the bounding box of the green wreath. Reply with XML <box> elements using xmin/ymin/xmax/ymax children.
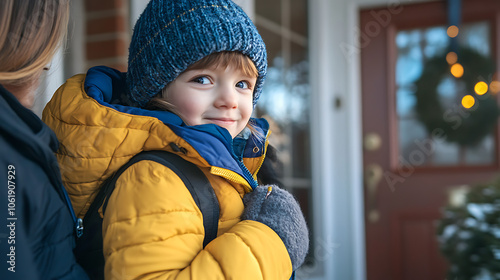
<box><xmin>414</xmin><ymin>47</ymin><xmax>499</xmax><ymax>147</ymax></box>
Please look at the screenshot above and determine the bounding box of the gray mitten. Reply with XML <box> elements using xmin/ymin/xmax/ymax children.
<box><xmin>242</xmin><ymin>185</ymin><xmax>309</xmax><ymax>270</ymax></box>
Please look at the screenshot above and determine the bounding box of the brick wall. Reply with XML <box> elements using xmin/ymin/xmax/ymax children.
<box><xmin>85</xmin><ymin>0</ymin><xmax>129</xmax><ymax>71</ymax></box>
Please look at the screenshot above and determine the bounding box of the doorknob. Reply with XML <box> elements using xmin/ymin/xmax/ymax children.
<box><xmin>365</xmin><ymin>163</ymin><xmax>383</xmax><ymax>223</ymax></box>
<box><xmin>364</xmin><ymin>133</ymin><xmax>382</xmax><ymax>151</ymax></box>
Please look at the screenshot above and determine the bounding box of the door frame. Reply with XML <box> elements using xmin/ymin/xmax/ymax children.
<box><xmin>307</xmin><ymin>0</ymin><xmax>434</xmax><ymax>279</ymax></box>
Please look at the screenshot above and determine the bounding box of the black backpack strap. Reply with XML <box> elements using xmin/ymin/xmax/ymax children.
<box><xmin>75</xmin><ymin>150</ymin><xmax>219</xmax><ymax>280</ymax></box>
<box><xmin>102</xmin><ymin>150</ymin><xmax>220</xmax><ymax>247</ymax></box>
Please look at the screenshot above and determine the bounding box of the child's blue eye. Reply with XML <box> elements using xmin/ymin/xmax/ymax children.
<box><xmin>236</xmin><ymin>81</ymin><xmax>250</xmax><ymax>89</ymax></box>
<box><xmin>192</xmin><ymin>76</ymin><xmax>210</xmax><ymax>84</ymax></box>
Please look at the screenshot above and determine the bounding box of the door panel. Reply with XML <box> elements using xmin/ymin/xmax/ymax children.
<box><xmin>360</xmin><ymin>1</ymin><xmax>500</xmax><ymax>279</ymax></box>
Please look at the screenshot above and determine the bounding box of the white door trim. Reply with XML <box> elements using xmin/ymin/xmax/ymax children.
<box><xmin>307</xmin><ymin>0</ymin><xmax>431</xmax><ymax>279</ymax></box>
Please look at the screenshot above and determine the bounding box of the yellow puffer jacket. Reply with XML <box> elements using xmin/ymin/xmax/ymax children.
<box><xmin>42</xmin><ymin>67</ymin><xmax>293</xmax><ymax>279</ymax></box>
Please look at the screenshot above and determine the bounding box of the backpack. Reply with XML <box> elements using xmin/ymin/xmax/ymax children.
<box><xmin>74</xmin><ymin>151</ymin><xmax>220</xmax><ymax>280</ymax></box>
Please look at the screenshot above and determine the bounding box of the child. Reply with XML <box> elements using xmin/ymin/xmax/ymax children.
<box><xmin>43</xmin><ymin>0</ymin><xmax>309</xmax><ymax>279</ymax></box>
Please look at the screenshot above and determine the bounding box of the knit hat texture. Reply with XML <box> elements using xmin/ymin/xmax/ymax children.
<box><xmin>127</xmin><ymin>0</ymin><xmax>267</xmax><ymax>107</ymax></box>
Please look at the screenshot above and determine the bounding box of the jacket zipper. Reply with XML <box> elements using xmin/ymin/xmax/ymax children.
<box><xmin>61</xmin><ymin>184</ymin><xmax>83</xmax><ymax>238</ymax></box>
<box><xmin>237</xmin><ymin>160</ymin><xmax>258</xmax><ymax>189</ymax></box>
<box><xmin>230</xmin><ymin>134</ymin><xmax>265</xmax><ymax>190</ymax></box>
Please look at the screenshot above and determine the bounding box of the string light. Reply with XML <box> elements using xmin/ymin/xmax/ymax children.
<box><xmin>450</xmin><ymin>63</ymin><xmax>464</xmax><ymax>78</ymax></box>
<box><xmin>474</xmin><ymin>81</ymin><xmax>488</xmax><ymax>95</ymax></box>
<box><xmin>490</xmin><ymin>81</ymin><xmax>500</xmax><ymax>94</ymax></box>
<box><xmin>462</xmin><ymin>95</ymin><xmax>475</xmax><ymax>109</ymax></box>
<box><xmin>447</xmin><ymin>25</ymin><xmax>459</xmax><ymax>38</ymax></box>
<box><xmin>446</xmin><ymin>52</ymin><xmax>458</xmax><ymax>64</ymax></box>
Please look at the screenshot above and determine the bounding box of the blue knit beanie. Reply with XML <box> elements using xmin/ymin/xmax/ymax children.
<box><xmin>127</xmin><ymin>0</ymin><xmax>267</xmax><ymax>107</ymax></box>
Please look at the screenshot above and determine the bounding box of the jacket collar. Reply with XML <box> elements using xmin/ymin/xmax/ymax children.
<box><xmin>0</xmin><ymin>84</ymin><xmax>68</xmax><ymax>200</ymax></box>
<box><xmin>85</xmin><ymin>66</ymin><xmax>184</xmax><ymax>126</ymax></box>
<box><xmin>0</xmin><ymin>84</ymin><xmax>59</xmax><ymax>154</ymax></box>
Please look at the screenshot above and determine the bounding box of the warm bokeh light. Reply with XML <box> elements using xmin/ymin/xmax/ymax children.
<box><xmin>447</xmin><ymin>25</ymin><xmax>459</xmax><ymax>38</ymax></box>
<box><xmin>474</xmin><ymin>81</ymin><xmax>488</xmax><ymax>95</ymax></box>
<box><xmin>446</xmin><ymin>52</ymin><xmax>458</xmax><ymax>65</ymax></box>
<box><xmin>462</xmin><ymin>95</ymin><xmax>475</xmax><ymax>109</ymax></box>
<box><xmin>450</xmin><ymin>63</ymin><xmax>464</xmax><ymax>78</ymax></box>
<box><xmin>490</xmin><ymin>81</ymin><xmax>500</xmax><ymax>94</ymax></box>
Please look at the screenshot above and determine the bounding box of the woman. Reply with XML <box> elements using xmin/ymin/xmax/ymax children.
<box><xmin>0</xmin><ymin>0</ymin><xmax>88</xmax><ymax>279</ymax></box>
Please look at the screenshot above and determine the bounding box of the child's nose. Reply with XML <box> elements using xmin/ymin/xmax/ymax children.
<box><xmin>214</xmin><ymin>86</ymin><xmax>238</xmax><ymax>109</ymax></box>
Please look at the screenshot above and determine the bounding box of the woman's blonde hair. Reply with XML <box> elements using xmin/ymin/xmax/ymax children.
<box><xmin>0</xmin><ymin>0</ymin><xmax>69</xmax><ymax>85</ymax></box>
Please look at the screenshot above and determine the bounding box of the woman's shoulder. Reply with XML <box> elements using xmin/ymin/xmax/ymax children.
<box><xmin>1</xmin><ymin>85</ymin><xmax>60</xmax><ymax>164</ymax></box>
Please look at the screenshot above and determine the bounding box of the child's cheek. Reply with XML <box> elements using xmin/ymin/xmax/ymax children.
<box><xmin>176</xmin><ymin>97</ymin><xmax>207</xmax><ymax>125</ymax></box>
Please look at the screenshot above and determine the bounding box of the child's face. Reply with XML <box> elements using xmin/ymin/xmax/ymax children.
<box><xmin>164</xmin><ymin>65</ymin><xmax>257</xmax><ymax>138</ymax></box>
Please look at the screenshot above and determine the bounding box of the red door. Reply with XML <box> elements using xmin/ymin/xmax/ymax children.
<box><xmin>361</xmin><ymin>1</ymin><xmax>500</xmax><ymax>279</ymax></box>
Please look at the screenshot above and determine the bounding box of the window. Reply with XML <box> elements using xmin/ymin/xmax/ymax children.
<box><xmin>254</xmin><ymin>0</ymin><xmax>314</xmax><ymax>266</ymax></box>
<box><xmin>396</xmin><ymin>21</ymin><xmax>497</xmax><ymax>167</ymax></box>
